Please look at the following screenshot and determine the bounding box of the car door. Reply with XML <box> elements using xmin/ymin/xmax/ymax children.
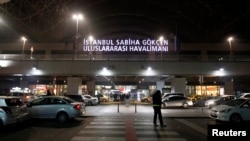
<box><xmin>166</xmin><ymin>97</ymin><xmax>180</xmax><ymax>107</ymax></box>
<box><xmin>239</xmin><ymin>100</ymin><xmax>250</xmax><ymax>121</ymax></box>
<box><xmin>38</xmin><ymin>97</ymin><xmax>59</xmax><ymax>118</ymax></box>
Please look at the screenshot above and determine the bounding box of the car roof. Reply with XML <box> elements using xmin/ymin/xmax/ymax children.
<box><xmin>0</xmin><ymin>96</ymin><xmax>22</xmax><ymax>99</ymax></box>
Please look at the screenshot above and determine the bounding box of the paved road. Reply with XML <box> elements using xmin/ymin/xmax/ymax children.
<box><xmin>0</xmin><ymin>104</ymin><xmax>210</xmax><ymax>141</ymax></box>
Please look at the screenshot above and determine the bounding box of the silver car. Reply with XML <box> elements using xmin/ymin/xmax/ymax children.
<box><xmin>0</xmin><ymin>96</ymin><xmax>29</xmax><ymax>127</ymax></box>
<box><xmin>27</xmin><ymin>96</ymin><xmax>86</xmax><ymax>123</ymax></box>
<box><xmin>204</xmin><ymin>95</ymin><xmax>236</xmax><ymax>108</ymax></box>
<box><xmin>161</xmin><ymin>95</ymin><xmax>193</xmax><ymax>109</ymax></box>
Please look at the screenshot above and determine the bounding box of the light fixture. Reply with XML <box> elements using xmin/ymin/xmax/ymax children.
<box><xmin>21</xmin><ymin>36</ymin><xmax>27</xmax><ymax>58</ymax></box>
<box><xmin>227</xmin><ymin>36</ymin><xmax>233</xmax><ymax>55</ymax></box>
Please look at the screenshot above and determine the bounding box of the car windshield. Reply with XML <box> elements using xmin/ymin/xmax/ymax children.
<box><xmin>236</xmin><ymin>94</ymin><xmax>244</xmax><ymax>98</ymax></box>
<box><xmin>63</xmin><ymin>97</ymin><xmax>75</xmax><ymax>103</ymax></box>
<box><xmin>223</xmin><ymin>99</ymin><xmax>247</xmax><ymax>106</ymax></box>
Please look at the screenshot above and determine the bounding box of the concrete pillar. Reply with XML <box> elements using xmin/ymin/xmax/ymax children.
<box><xmin>156</xmin><ymin>81</ymin><xmax>165</xmax><ymax>92</ymax></box>
<box><xmin>20</xmin><ymin>81</ymin><xmax>29</xmax><ymax>89</ymax></box>
<box><xmin>224</xmin><ymin>81</ymin><xmax>234</xmax><ymax>95</ymax></box>
<box><xmin>67</xmin><ymin>77</ymin><xmax>82</xmax><ymax>95</ymax></box>
<box><xmin>87</xmin><ymin>80</ymin><xmax>95</xmax><ymax>96</ymax></box>
<box><xmin>171</xmin><ymin>77</ymin><xmax>187</xmax><ymax>95</ymax></box>
<box><xmin>201</xmin><ymin>49</ymin><xmax>208</xmax><ymax>61</ymax></box>
<box><xmin>45</xmin><ymin>50</ymin><xmax>51</xmax><ymax>60</ymax></box>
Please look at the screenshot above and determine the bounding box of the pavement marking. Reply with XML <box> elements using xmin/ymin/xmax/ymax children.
<box><xmin>138</xmin><ymin>138</ymin><xmax>187</xmax><ymax>141</ymax></box>
<box><xmin>85</xmin><ymin>125</ymin><xmax>126</xmax><ymax>129</ymax></box>
<box><xmin>175</xmin><ymin>119</ymin><xmax>207</xmax><ymax>135</ymax></box>
<box><xmin>79</xmin><ymin>130</ymin><xmax>125</xmax><ymax>134</ymax></box>
<box><xmin>136</xmin><ymin>130</ymin><xmax>179</xmax><ymax>135</ymax></box>
<box><xmin>71</xmin><ymin>116</ymin><xmax>188</xmax><ymax>141</ymax></box>
<box><xmin>71</xmin><ymin>136</ymin><xmax>125</xmax><ymax>141</ymax></box>
<box><xmin>90</xmin><ymin>121</ymin><xmax>125</xmax><ymax>124</ymax></box>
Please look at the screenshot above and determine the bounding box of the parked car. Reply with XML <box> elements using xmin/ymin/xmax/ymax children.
<box><xmin>161</xmin><ymin>95</ymin><xmax>193</xmax><ymax>109</ymax></box>
<box><xmin>64</xmin><ymin>94</ymin><xmax>86</xmax><ymax>104</ymax></box>
<box><xmin>236</xmin><ymin>93</ymin><xmax>250</xmax><ymax>99</ymax></box>
<box><xmin>99</xmin><ymin>94</ymin><xmax>109</xmax><ymax>102</ymax></box>
<box><xmin>209</xmin><ymin>98</ymin><xmax>250</xmax><ymax>123</ymax></box>
<box><xmin>83</xmin><ymin>95</ymin><xmax>99</xmax><ymax>105</ymax></box>
<box><xmin>162</xmin><ymin>92</ymin><xmax>184</xmax><ymax>99</ymax></box>
<box><xmin>204</xmin><ymin>95</ymin><xmax>236</xmax><ymax>108</ymax></box>
<box><xmin>26</xmin><ymin>96</ymin><xmax>86</xmax><ymax>123</ymax></box>
<box><xmin>0</xmin><ymin>96</ymin><xmax>29</xmax><ymax>127</ymax></box>
<box><xmin>141</xmin><ymin>96</ymin><xmax>152</xmax><ymax>103</ymax></box>
<box><xmin>9</xmin><ymin>92</ymin><xmax>37</xmax><ymax>103</ymax></box>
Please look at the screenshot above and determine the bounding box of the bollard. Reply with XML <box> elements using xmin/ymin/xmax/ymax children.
<box><xmin>118</xmin><ymin>103</ymin><xmax>119</xmax><ymax>113</ymax></box>
<box><xmin>135</xmin><ymin>103</ymin><xmax>137</xmax><ymax>113</ymax></box>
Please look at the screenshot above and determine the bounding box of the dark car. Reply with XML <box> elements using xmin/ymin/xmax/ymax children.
<box><xmin>64</xmin><ymin>94</ymin><xmax>85</xmax><ymax>103</ymax></box>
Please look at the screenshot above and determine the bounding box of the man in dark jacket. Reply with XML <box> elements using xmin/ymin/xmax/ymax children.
<box><xmin>152</xmin><ymin>90</ymin><xmax>166</xmax><ymax>127</ymax></box>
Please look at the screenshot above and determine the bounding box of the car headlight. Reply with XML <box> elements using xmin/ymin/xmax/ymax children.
<box><xmin>219</xmin><ymin>109</ymin><xmax>232</xmax><ymax>113</ymax></box>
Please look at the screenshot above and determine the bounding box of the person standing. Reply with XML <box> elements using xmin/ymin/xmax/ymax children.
<box><xmin>152</xmin><ymin>90</ymin><xmax>166</xmax><ymax>127</ymax></box>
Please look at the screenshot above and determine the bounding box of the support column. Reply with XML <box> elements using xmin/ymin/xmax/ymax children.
<box><xmin>224</xmin><ymin>81</ymin><xmax>234</xmax><ymax>95</ymax></box>
<box><xmin>67</xmin><ymin>77</ymin><xmax>82</xmax><ymax>95</ymax></box>
<box><xmin>87</xmin><ymin>80</ymin><xmax>95</xmax><ymax>96</ymax></box>
<box><xmin>156</xmin><ymin>81</ymin><xmax>165</xmax><ymax>92</ymax></box>
<box><xmin>20</xmin><ymin>81</ymin><xmax>29</xmax><ymax>90</ymax></box>
<box><xmin>171</xmin><ymin>77</ymin><xmax>187</xmax><ymax>95</ymax></box>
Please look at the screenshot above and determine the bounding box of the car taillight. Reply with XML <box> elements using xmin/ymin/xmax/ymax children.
<box><xmin>74</xmin><ymin>104</ymin><xmax>81</xmax><ymax>110</ymax></box>
<box><xmin>0</xmin><ymin>106</ymin><xmax>12</xmax><ymax>114</ymax></box>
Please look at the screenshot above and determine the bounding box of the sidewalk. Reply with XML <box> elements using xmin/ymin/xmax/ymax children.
<box><xmin>85</xmin><ymin>103</ymin><xmax>209</xmax><ymax>118</ymax></box>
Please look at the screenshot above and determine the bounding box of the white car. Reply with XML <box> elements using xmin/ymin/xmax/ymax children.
<box><xmin>209</xmin><ymin>98</ymin><xmax>250</xmax><ymax>123</ymax></box>
<box><xmin>236</xmin><ymin>93</ymin><xmax>250</xmax><ymax>99</ymax></box>
<box><xmin>83</xmin><ymin>95</ymin><xmax>99</xmax><ymax>105</ymax></box>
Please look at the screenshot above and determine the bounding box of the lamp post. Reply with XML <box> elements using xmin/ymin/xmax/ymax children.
<box><xmin>227</xmin><ymin>37</ymin><xmax>233</xmax><ymax>60</ymax></box>
<box><xmin>159</xmin><ymin>36</ymin><xmax>164</xmax><ymax>60</ymax></box>
<box><xmin>88</xmin><ymin>35</ymin><xmax>94</xmax><ymax>60</ymax></box>
<box><xmin>72</xmin><ymin>14</ymin><xmax>83</xmax><ymax>59</ymax></box>
<box><xmin>21</xmin><ymin>37</ymin><xmax>27</xmax><ymax>59</ymax></box>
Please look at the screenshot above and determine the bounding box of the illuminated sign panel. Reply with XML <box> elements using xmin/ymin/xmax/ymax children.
<box><xmin>82</xmin><ymin>38</ymin><xmax>168</xmax><ymax>52</ymax></box>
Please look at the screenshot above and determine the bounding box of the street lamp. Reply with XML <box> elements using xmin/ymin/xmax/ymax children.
<box><xmin>72</xmin><ymin>14</ymin><xmax>83</xmax><ymax>38</ymax></box>
<box><xmin>88</xmin><ymin>35</ymin><xmax>94</xmax><ymax>60</ymax></box>
<box><xmin>227</xmin><ymin>37</ymin><xmax>233</xmax><ymax>55</ymax></box>
<box><xmin>159</xmin><ymin>36</ymin><xmax>164</xmax><ymax>60</ymax></box>
<box><xmin>227</xmin><ymin>36</ymin><xmax>233</xmax><ymax>61</ymax></box>
<box><xmin>72</xmin><ymin>14</ymin><xmax>83</xmax><ymax>58</ymax></box>
<box><xmin>21</xmin><ymin>36</ymin><xmax>27</xmax><ymax>58</ymax></box>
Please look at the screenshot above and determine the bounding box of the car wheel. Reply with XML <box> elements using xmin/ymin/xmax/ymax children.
<box><xmin>230</xmin><ymin>114</ymin><xmax>242</xmax><ymax>123</ymax></box>
<box><xmin>0</xmin><ymin>120</ymin><xmax>3</xmax><ymax>128</ymax></box>
<box><xmin>183</xmin><ymin>103</ymin><xmax>188</xmax><ymax>109</ymax></box>
<box><xmin>56</xmin><ymin>112</ymin><xmax>68</xmax><ymax>123</ymax></box>
<box><xmin>88</xmin><ymin>101</ymin><xmax>92</xmax><ymax>106</ymax></box>
<box><xmin>161</xmin><ymin>103</ymin><xmax>166</xmax><ymax>108</ymax></box>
